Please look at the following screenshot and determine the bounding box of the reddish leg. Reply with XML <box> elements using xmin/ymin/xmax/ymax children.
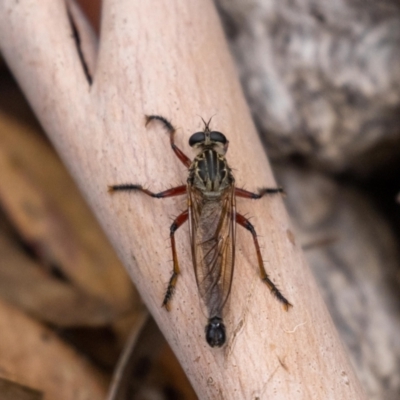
<box><xmin>108</xmin><ymin>184</ymin><xmax>186</xmax><ymax>198</ymax></box>
<box><xmin>163</xmin><ymin>209</ymin><xmax>189</xmax><ymax>310</ymax></box>
<box><xmin>109</xmin><ymin>182</ymin><xmax>188</xmax><ymax>309</ymax></box>
<box><xmin>235</xmin><ymin>213</ymin><xmax>292</xmax><ymax>310</ymax></box>
<box><xmin>235</xmin><ymin>187</ymin><xmax>284</xmax><ymax>199</ymax></box>
<box><xmin>145</xmin><ymin>115</ymin><xmax>192</xmax><ymax>168</ymax></box>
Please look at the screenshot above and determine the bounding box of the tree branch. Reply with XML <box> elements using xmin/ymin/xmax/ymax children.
<box><xmin>0</xmin><ymin>0</ymin><xmax>366</xmax><ymax>398</ymax></box>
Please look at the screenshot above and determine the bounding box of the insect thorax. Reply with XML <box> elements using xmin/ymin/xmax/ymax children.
<box><xmin>188</xmin><ymin>149</ymin><xmax>233</xmax><ymax>193</ymax></box>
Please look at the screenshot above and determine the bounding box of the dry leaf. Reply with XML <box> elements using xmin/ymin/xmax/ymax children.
<box><xmin>0</xmin><ymin>299</ymin><xmax>108</xmax><ymax>400</ymax></box>
<box><xmin>0</xmin><ymin>377</ymin><xmax>43</xmax><ymax>400</ymax></box>
<box><xmin>0</xmin><ymin>111</ymin><xmax>138</xmax><ymax>319</ymax></box>
<box><xmin>108</xmin><ymin>316</ymin><xmax>196</xmax><ymax>400</ymax></box>
<box><xmin>0</xmin><ymin>227</ymin><xmax>120</xmax><ymax>326</ymax></box>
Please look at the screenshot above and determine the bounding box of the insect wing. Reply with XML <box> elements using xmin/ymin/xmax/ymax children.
<box><xmin>188</xmin><ymin>184</ymin><xmax>236</xmax><ymax>318</ymax></box>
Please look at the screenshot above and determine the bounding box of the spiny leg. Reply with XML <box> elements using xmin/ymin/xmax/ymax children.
<box><xmin>109</xmin><ymin>184</ymin><xmax>188</xmax><ymax>308</ymax></box>
<box><xmin>235</xmin><ymin>186</ymin><xmax>285</xmax><ymax>199</ymax></box>
<box><xmin>108</xmin><ymin>184</ymin><xmax>186</xmax><ymax>198</ymax></box>
<box><xmin>236</xmin><ymin>213</ymin><xmax>292</xmax><ymax>310</ymax></box>
<box><xmin>145</xmin><ymin>115</ymin><xmax>192</xmax><ymax>168</ymax></box>
<box><xmin>163</xmin><ymin>209</ymin><xmax>189</xmax><ymax>310</ymax></box>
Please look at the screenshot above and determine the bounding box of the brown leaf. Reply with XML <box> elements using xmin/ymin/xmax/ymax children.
<box><xmin>108</xmin><ymin>315</ymin><xmax>197</xmax><ymax>400</ymax></box>
<box><xmin>0</xmin><ymin>377</ymin><xmax>43</xmax><ymax>400</ymax></box>
<box><xmin>0</xmin><ymin>228</ymin><xmax>120</xmax><ymax>327</ymax></box>
<box><xmin>0</xmin><ymin>299</ymin><xmax>107</xmax><ymax>400</ymax></box>
<box><xmin>0</xmin><ymin>111</ymin><xmax>137</xmax><ymax>319</ymax></box>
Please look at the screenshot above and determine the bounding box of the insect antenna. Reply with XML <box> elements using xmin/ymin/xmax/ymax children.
<box><xmin>198</xmin><ymin>114</ymin><xmax>216</xmax><ymax>131</ymax></box>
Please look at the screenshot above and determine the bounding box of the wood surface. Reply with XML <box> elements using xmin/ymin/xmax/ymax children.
<box><xmin>275</xmin><ymin>165</ymin><xmax>400</xmax><ymax>400</ymax></box>
<box><xmin>216</xmin><ymin>2</ymin><xmax>400</xmax><ymax>398</ymax></box>
<box><xmin>0</xmin><ymin>0</ymin><xmax>366</xmax><ymax>398</ymax></box>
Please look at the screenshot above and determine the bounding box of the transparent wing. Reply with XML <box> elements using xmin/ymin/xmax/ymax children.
<box><xmin>188</xmin><ymin>184</ymin><xmax>236</xmax><ymax>318</ymax></box>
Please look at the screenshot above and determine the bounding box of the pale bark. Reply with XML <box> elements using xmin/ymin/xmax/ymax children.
<box><xmin>0</xmin><ymin>0</ymin><xmax>366</xmax><ymax>398</ymax></box>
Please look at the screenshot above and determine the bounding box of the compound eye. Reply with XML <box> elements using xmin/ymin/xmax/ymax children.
<box><xmin>210</xmin><ymin>131</ymin><xmax>227</xmax><ymax>144</ymax></box>
<box><xmin>189</xmin><ymin>132</ymin><xmax>205</xmax><ymax>147</ymax></box>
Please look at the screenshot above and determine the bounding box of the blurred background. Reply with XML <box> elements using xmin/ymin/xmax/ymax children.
<box><xmin>0</xmin><ymin>1</ymin><xmax>399</xmax><ymax>399</ymax></box>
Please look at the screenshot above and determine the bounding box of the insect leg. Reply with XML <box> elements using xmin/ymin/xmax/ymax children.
<box><xmin>235</xmin><ymin>213</ymin><xmax>292</xmax><ymax>310</ymax></box>
<box><xmin>145</xmin><ymin>115</ymin><xmax>192</xmax><ymax>168</ymax></box>
<box><xmin>235</xmin><ymin>187</ymin><xmax>284</xmax><ymax>199</ymax></box>
<box><xmin>163</xmin><ymin>209</ymin><xmax>189</xmax><ymax>310</ymax></box>
<box><xmin>108</xmin><ymin>184</ymin><xmax>186</xmax><ymax>198</ymax></box>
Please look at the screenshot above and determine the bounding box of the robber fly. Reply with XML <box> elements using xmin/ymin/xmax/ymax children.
<box><xmin>109</xmin><ymin>115</ymin><xmax>292</xmax><ymax>347</ymax></box>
